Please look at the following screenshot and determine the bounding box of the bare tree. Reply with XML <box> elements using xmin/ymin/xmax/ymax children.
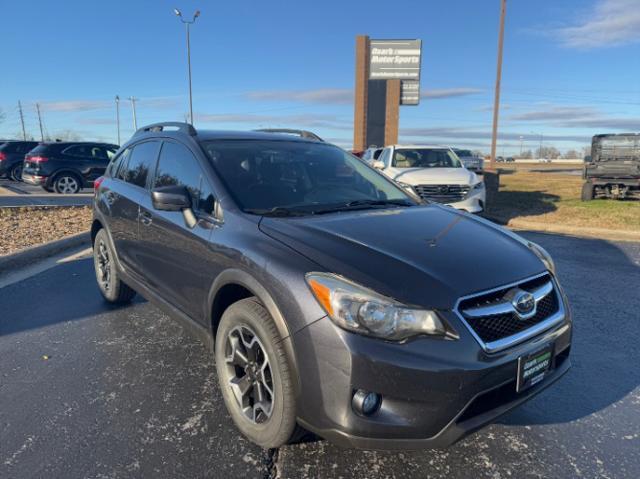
<box><xmin>49</xmin><ymin>129</ymin><xmax>83</xmax><ymax>141</ymax></box>
<box><xmin>563</xmin><ymin>149</ymin><xmax>580</xmax><ymax>159</ymax></box>
<box><xmin>520</xmin><ymin>149</ymin><xmax>533</xmax><ymax>159</ymax></box>
<box><xmin>536</xmin><ymin>146</ymin><xmax>561</xmax><ymax>159</ymax></box>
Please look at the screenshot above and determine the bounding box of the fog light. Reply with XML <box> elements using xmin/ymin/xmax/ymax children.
<box><xmin>352</xmin><ymin>389</ymin><xmax>381</xmax><ymax>416</ymax></box>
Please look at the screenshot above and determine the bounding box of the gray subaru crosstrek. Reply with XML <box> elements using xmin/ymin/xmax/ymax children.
<box><xmin>92</xmin><ymin>122</ymin><xmax>572</xmax><ymax>449</ymax></box>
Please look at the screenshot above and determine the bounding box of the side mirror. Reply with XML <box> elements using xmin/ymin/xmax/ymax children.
<box><xmin>151</xmin><ymin>185</ymin><xmax>191</xmax><ymax>211</ymax></box>
<box><xmin>372</xmin><ymin>160</ymin><xmax>385</xmax><ymax>170</ymax></box>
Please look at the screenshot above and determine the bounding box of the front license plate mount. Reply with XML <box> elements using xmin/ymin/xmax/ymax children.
<box><xmin>516</xmin><ymin>344</ymin><xmax>554</xmax><ymax>393</ymax></box>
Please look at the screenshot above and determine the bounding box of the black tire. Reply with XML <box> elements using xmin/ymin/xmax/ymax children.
<box><xmin>581</xmin><ymin>181</ymin><xmax>594</xmax><ymax>201</ymax></box>
<box><xmin>53</xmin><ymin>173</ymin><xmax>82</xmax><ymax>194</ymax></box>
<box><xmin>215</xmin><ymin>298</ymin><xmax>298</xmax><ymax>448</ymax></box>
<box><xmin>93</xmin><ymin>229</ymin><xmax>136</xmax><ymax>304</ymax></box>
<box><xmin>10</xmin><ymin>163</ymin><xmax>23</xmax><ymax>182</ymax></box>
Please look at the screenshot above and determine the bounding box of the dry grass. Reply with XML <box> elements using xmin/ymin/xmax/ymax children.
<box><xmin>487</xmin><ymin>170</ymin><xmax>640</xmax><ymax>232</ymax></box>
<box><xmin>0</xmin><ymin>206</ymin><xmax>92</xmax><ymax>256</ymax></box>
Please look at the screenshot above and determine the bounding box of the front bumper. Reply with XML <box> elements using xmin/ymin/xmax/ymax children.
<box><xmin>448</xmin><ymin>187</ymin><xmax>485</xmax><ymax>213</ymax></box>
<box><xmin>292</xmin><ymin>309</ymin><xmax>571</xmax><ymax>450</ymax></box>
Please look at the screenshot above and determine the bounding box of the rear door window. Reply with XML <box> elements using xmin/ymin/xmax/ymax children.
<box><xmin>122</xmin><ymin>141</ymin><xmax>161</xmax><ymax>188</ymax></box>
<box><xmin>63</xmin><ymin>145</ymin><xmax>91</xmax><ymax>158</ymax></box>
<box><xmin>109</xmin><ymin>148</ymin><xmax>130</xmax><ymax>178</ymax></box>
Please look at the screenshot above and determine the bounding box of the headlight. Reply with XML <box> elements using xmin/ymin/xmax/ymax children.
<box><xmin>396</xmin><ymin>182</ymin><xmax>422</xmax><ymax>202</ymax></box>
<box><xmin>528</xmin><ymin>242</ymin><xmax>556</xmax><ymax>275</ymax></box>
<box><xmin>472</xmin><ymin>181</ymin><xmax>485</xmax><ymax>191</ymax></box>
<box><xmin>397</xmin><ymin>181</ymin><xmax>414</xmax><ymax>191</ymax></box>
<box><xmin>306</xmin><ymin>273</ymin><xmax>447</xmax><ymax>341</ymax></box>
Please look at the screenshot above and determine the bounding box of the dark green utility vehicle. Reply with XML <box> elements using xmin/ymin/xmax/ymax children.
<box><xmin>582</xmin><ymin>133</ymin><xmax>640</xmax><ymax>201</ymax></box>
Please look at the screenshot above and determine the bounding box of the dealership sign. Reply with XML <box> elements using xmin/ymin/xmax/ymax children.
<box><xmin>400</xmin><ymin>80</ymin><xmax>420</xmax><ymax>106</ymax></box>
<box><xmin>369</xmin><ymin>39</ymin><xmax>422</xmax><ymax>80</ymax></box>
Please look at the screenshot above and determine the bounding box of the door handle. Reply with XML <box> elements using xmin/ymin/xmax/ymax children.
<box><xmin>139</xmin><ymin>211</ymin><xmax>153</xmax><ymax>226</ymax></box>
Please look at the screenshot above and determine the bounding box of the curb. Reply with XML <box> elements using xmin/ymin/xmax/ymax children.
<box><xmin>0</xmin><ymin>231</ymin><xmax>91</xmax><ymax>274</ymax></box>
<box><xmin>483</xmin><ymin>214</ymin><xmax>640</xmax><ymax>242</ymax></box>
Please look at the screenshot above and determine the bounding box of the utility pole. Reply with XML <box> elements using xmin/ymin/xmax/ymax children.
<box><xmin>489</xmin><ymin>0</ymin><xmax>507</xmax><ymax>170</ymax></box>
<box><xmin>129</xmin><ymin>96</ymin><xmax>138</xmax><ymax>130</ymax></box>
<box><xmin>174</xmin><ymin>9</ymin><xmax>201</xmax><ymax>125</ymax></box>
<box><xmin>36</xmin><ymin>103</ymin><xmax>44</xmax><ymax>141</ymax></box>
<box><xmin>519</xmin><ymin>135</ymin><xmax>524</xmax><ymax>156</ymax></box>
<box><xmin>539</xmin><ymin>133</ymin><xmax>544</xmax><ymax>159</ymax></box>
<box><xmin>17</xmin><ymin>101</ymin><xmax>27</xmax><ymax>140</ymax></box>
<box><xmin>115</xmin><ymin>95</ymin><xmax>121</xmax><ymax>145</ymax></box>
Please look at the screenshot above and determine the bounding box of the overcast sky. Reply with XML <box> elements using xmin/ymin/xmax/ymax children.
<box><xmin>1</xmin><ymin>0</ymin><xmax>639</xmax><ymax>154</ymax></box>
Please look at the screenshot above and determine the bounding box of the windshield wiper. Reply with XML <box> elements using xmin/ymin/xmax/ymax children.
<box><xmin>345</xmin><ymin>199</ymin><xmax>414</xmax><ymax>208</ymax></box>
<box><xmin>312</xmin><ymin>199</ymin><xmax>415</xmax><ymax>215</ymax></box>
<box><xmin>244</xmin><ymin>206</ymin><xmax>308</xmax><ymax>217</ymax></box>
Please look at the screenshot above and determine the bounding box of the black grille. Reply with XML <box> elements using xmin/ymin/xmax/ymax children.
<box><xmin>413</xmin><ymin>184</ymin><xmax>470</xmax><ymax>203</ymax></box>
<box><xmin>459</xmin><ymin>274</ymin><xmax>560</xmax><ymax>344</ymax></box>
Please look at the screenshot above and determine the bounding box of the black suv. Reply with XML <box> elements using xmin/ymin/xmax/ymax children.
<box><xmin>0</xmin><ymin>140</ymin><xmax>39</xmax><ymax>181</ymax></box>
<box><xmin>582</xmin><ymin>133</ymin><xmax>640</xmax><ymax>201</ymax></box>
<box><xmin>22</xmin><ymin>141</ymin><xmax>118</xmax><ymax>193</ymax></box>
<box><xmin>92</xmin><ymin>122</ymin><xmax>572</xmax><ymax>449</ymax></box>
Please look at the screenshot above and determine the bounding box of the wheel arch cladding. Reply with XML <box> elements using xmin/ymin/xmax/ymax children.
<box><xmin>208</xmin><ymin>269</ymin><xmax>292</xmax><ymax>341</ymax></box>
<box><xmin>91</xmin><ymin>219</ymin><xmax>103</xmax><ymax>244</ymax></box>
<box><xmin>207</xmin><ymin>269</ymin><xmax>301</xmax><ymax>396</ymax></box>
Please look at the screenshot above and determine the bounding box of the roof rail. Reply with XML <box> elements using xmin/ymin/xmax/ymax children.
<box><xmin>254</xmin><ymin>128</ymin><xmax>324</xmax><ymax>142</ymax></box>
<box><xmin>134</xmin><ymin>122</ymin><xmax>197</xmax><ymax>137</ymax></box>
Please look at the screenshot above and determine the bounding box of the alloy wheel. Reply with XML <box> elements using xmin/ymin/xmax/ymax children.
<box><xmin>223</xmin><ymin>325</ymin><xmax>274</xmax><ymax>424</ymax></box>
<box><xmin>10</xmin><ymin>165</ymin><xmax>23</xmax><ymax>182</ymax></box>
<box><xmin>96</xmin><ymin>239</ymin><xmax>111</xmax><ymax>292</ymax></box>
<box><xmin>57</xmin><ymin>176</ymin><xmax>79</xmax><ymax>194</ymax></box>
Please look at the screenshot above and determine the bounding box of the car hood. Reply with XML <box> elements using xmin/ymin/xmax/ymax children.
<box><xmin>389</xmin><ymin>167</ymin><xmax>477</xmax><ymax>185</ymax></box>
<box><xmin>259</xmin><ymin>205</ymin><xmax>545</xmax><ymax>310</ymax></box>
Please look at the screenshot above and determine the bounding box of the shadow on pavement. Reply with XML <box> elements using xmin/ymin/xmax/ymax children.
<box><xmin>499</xmin><ymin>231</ymin><xmax>640</xmax><ymax>426</ymax></box>
<box><xmin>0</xmin><ymin>258</ymin><xmax>146</xmax><ymax>336</ymax></box>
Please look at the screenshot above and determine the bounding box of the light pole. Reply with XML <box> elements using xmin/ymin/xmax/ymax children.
<box><xmin>174</xmin><ymin>8</ymin><xmax>200</xmax><ymax>125</ymax></box>
<box><xmin>115</xmin><ymin>95</ymin><xmax>121</xmax><ymax>145</ymax></box>
<box><xmin>129</xmin><ymin>96</ymin><xmax>138</xmax><ymax>130</ymax></box>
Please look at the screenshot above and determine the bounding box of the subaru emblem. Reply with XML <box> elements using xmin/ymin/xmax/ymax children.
<box><xmin>512</xmin><ymin>290</ymin><xmax>535</xmax><ymax>319</ymax></box>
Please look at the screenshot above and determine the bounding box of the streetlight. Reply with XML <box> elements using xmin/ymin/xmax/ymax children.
<box><xmin>115</xmin><ymin>95</ymin><xmax>121</xmax><ymax>145</ymax></box>
<box><xmin>174</xmin><ymin>8</ymin><xmax>201</xmax><ymax>125</ymax></box>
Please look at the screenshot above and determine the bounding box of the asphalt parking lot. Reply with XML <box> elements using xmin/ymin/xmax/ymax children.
<box><xmin>1</xmin><ymin>231</ymin><xmax>639</xmax><ymax>478</ymax></box>
<box><xmin>0</xmin><ymin>179</ymin><xmax>92</xmax><ymax>207</ymax></box>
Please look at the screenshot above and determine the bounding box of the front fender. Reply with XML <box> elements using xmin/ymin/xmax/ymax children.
<box><xmin>207</xmin><ymin>268</ymin><xmax>305</xmax><ymax>398</ymax></box>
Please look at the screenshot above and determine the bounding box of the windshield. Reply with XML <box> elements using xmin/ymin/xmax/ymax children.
<box><xmin>593</xmin><ymin>135</ymin><xmax>640</xmax><ymax>161</ymax></box>
<box><xmin>392</xmin><ymin>148</ymin><xmax>462</xmax><ymax>168</ymax></box>
<box><xmin>202</xmin><ymin>140</ymin><xmax>416</xmax><ymax>215</ymax></box>
<box><xmin>455</xmin><ymin>149</ymin><xmax>473</xmax><ymax>157</ymax></box>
